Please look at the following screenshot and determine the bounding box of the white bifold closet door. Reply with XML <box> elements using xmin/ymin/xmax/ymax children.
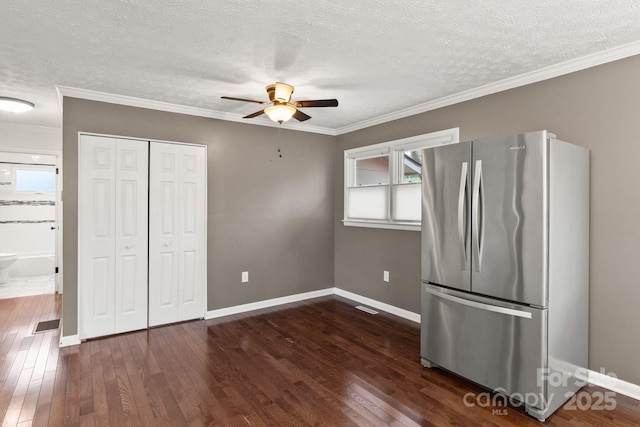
<box><xmin>79</xmin><ymin>135</ymin><xmax>149</xmax><ymax>339</ymax></box>
<box><xmin>148</xmin><ymin>143</ymin><xmax>206</xmax><ymax>326</ymax></box>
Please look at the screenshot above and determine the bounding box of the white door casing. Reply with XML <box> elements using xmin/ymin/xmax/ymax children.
<box><xmin>55</xmin><ymin>154</ymin><xmax>63</xmax><ymax>294</ymax></box>
<box><xmin>149</xmin><ymin>142</ymin><xmax>206</xmax><ymax>326</ymax></box>
<box><xmin>78</xmin><ymin>135</ymin><xmax>148</xmax><ymax>339</ymax></box>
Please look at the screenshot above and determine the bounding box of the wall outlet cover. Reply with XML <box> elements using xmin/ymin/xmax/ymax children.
<box><xmin>383</xmin><ymin>271</ymin><xmax>389</xmax><ymax>282</ymax></box>
<box><xmin>241</xmin><ymin>271</ymin><xmax>249</xmax><ymax>283</ymax></box>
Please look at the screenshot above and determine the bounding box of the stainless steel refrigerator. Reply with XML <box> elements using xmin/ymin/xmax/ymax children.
<box><xmin>420</xmin><ymin>130</ymin><xmax>589</xmax><ymax>421</ymax></box>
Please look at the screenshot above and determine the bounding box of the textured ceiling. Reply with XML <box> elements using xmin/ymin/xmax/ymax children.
<box><xmin>2</xmin><ymin>0</ymin><xmax>640</xmax><ymax>133</ymax></box>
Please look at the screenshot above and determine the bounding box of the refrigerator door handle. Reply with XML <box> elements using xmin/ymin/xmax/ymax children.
<box><xmin>424</xmin><ymin>286</ymin><xmax>533</xmax><ymax>319</ymax></box>
<box><xmin>472</xmin><ymin>160</ymin><xmax>485</xmax><ymax>272</ymax></box>
<box><xmin>458</xmin><ymin>162</ymin><xmax>468</xmax><ymax>269</ymax></box>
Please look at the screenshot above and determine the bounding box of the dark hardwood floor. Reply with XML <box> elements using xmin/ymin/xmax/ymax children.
<box><xmin>1</xmin><ymin>293</ymin><xmax>639</xmax><ymax>426</ymax></box>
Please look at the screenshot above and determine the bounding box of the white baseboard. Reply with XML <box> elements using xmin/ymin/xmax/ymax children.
<box><xmin>205</xmin><ymin>287</ymin><xmax>421</xmax><ymax>324</ymax></box>
<box><xmin>587</xmin><ymin>369</ymin><xmax>640</xmax><ymax>401</ymax></box>
<box><xmin>205</xmin><ymin>288</ymin><xmax>335</xmax><ymax>319</ymax></box>
<box><xmin>334</xmin><ymin>288</ymin><xmax>421</xmax><ymax>323</ymax></box>
<box><xmin>59</xmin><ymin>334</ymin><xmax>80</xmax><ymax>347</ymax></box>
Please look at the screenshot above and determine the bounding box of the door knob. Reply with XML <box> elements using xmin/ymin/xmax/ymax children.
<box><xmin>125</xmin><ymin>244</ymin><xmax>133</xmax><ymax>249</ymax></box>
<box><xmin>164</xmin><ymin>242</ymin><xmax>171</xmax><ymax>247</ymax></box>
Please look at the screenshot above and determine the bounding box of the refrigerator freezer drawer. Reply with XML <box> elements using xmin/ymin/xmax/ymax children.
<box><xmin>421</xmin><ymin>283</ymin><xmax>547</xmax><ymax>407</ymax></box>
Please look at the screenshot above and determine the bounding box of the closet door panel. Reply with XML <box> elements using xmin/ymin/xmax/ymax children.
<box><xmin>119</xmin><ymin>255</ymin><xmax>138</xmax><ymax>311</ymax></box>
<box><xmin>149</xmin><ymin>145</ymin><xmax>180</xmax><ymax>326</ymax></box>
<box><xmin>114</xmin><ymin>139</ymin><xmax>148</xmax><ymax>334</ymax></box>
<box><xmin>149</xmin><ymin>143</ymin><xmax>206</xmax><ymax>326</ymax></box>
<box><xmin>159</xmin><ymin>252</ymin><xmax>177</xmax><ymax>305</ymax></box>
<box><xmin>79</xmin><ymin>135</ymin><xmax>117</xmax><ymax>339</ymax></box>
<box><xmin>91</xmin><ymin>257</ymin><xmax>111</xmax><ymax>318</ymax></box>
<box><xmin>178</xmin><ymin>146</ymin><xmax>206</xmax><ymax>322</ymax></box>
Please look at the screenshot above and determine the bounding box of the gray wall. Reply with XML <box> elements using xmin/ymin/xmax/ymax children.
<box><xmin>335</xmin><ymin>55</ymin><xmax>640</xmax><ymax>385</ymax></box>
<box><xmin>62</xmin><ymin>98</ymin><xmax>335</xmax><ymax>336</ymax></box>
<box><xmin>62</xmin><ymin>54</ymin><xmax>640</xmax><ymax>386</ymax></box>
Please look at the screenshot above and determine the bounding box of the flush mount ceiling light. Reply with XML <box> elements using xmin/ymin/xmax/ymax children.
<box><xmin>0</xmin><ymin>97</ymin><xmax>35</xmax><ymax>113</ymax></box>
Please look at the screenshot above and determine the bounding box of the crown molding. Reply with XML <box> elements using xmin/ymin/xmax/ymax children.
<box><xmin>0</xmin><ymin>122</ymin><xmax>61</xmax><ymax>132</ymax></box>
<box><xmin>56</xmin><ymin>40</ymin><xmax>640</xmax><ymax>138</ymax></box>
<box><xmin>335</xmin><ymin>40</ymin><xmax>640</xmax><ymax>135</ymax></box>
<box><xmin>55</xmin><ymin>86</ymin><xmax>337</xmax><ymax>136</ymax></box>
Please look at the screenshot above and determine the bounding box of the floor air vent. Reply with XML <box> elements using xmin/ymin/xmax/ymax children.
<box><xmin>34</xmin><ymin>319</ymin><xmax>60</xmax><ymax>334</ymax></box>
<box><xmin>355</xmin><ymin>305</ymin><xmax>378</xmax><ymax>315</ymax></box>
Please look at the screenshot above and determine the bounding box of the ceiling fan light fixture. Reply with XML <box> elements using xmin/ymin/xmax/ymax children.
<box><xmin>265</xmin><ymin>103</ymin><xmax>296</xmax><ymax>124</ymax></box>
<box><xmin>222</xmin><ymin>81</ymin><xmax>338</xmax><ymax>123</ymax></box>
<box><xmin>0</xmin><ymin>97</ymin><xmax>34</xmax><ymax>113</ymax></box>
<box><xmin>273</xmin><ymin>82</ymin><xmax>294</xmax><ymax>102</ymax></box>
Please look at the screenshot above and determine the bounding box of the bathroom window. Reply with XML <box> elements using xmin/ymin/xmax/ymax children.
<box><xmin>15</xmin><ymin>169</ymin><xmax>55</xmax><ymax>192</ymax></box>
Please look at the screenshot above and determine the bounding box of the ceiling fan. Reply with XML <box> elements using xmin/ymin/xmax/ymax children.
<box><xmin>221</xmin><ymin>82</ymin><xmax>338</xmax><ymax>124</ymax></box>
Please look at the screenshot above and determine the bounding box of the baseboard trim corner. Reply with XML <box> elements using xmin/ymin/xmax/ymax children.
<box><xmin>205</xmin><ymin>287</ymin><xmax>421</xmax><ymax>324</ymax></box>
<box><xmin>205</xmin><ymin>288</ymin><xmax>335</xmax><ymax>320</ymax></box>
<box><xmin>587</xmin><ymin>369</ymin><xmax>640</xmax><ymax>401</ymax></box>
<box><xmin>334</xmin><ymin>288</ymin><xmax>421</xmax><ymax>323</ymax></box>
<box><xmin>59</xmin><ymin>334</ymin><xmax>81</xmax><ymax>347</ymax></box>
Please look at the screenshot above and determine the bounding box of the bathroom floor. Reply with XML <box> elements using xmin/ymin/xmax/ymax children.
<box><xmin>0</xmin><ymin>274</ymin><xmax>56</xmax><ymax>299</ymax></box>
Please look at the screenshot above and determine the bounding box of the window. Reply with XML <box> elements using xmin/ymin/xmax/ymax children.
<box><xmin>15</xmin><ymin>169</ymin><xmax>56</xmax><ymax>192</ymax></box>
<box><xmin>355</xmin><ymin>156</ymin><xmax>389</xmax><ymax>186</ymax></box>
<box><xmin>401</xmin><ymin>149</ymin><xmax>422</xmax><ymax>183</ymax></box>
<box><xmin>343</xmin><ymin>128</ymin><xmax>459</xmax><ymax>231</ymax></box>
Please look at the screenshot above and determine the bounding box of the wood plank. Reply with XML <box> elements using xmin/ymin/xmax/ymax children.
<box><xmin>61</xmin><ymin>346</ymin><xmax>81</xmax><ymax>426</ymax></box>
<box><xmin>31</xmin><ymin>370</ymin><xmax>55</xmax><ymax>426</ymax></box>
<box><xmin>116</xmin><ymin>334</ymin><xmax>156</xmax><ymax>427</ymax></box>
<box><xmin>1</xmin><ymin>294</ymin><xmax>639</xmax><ymax>426</ymax></box>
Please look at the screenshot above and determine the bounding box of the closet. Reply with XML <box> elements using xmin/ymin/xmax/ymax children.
<box><xmin>78</xmin><ymin>134</ymin><xmax>206</xmax><ymax>340</ymax></box>
<box><xmin>148</xmin><ymin>142</ymin><xmax>206</xmax><ymax>326</ymax></box>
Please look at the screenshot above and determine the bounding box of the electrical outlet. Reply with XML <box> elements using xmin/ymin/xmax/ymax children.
<box><xmin>383</xmin><ymin>270</ymin><xmax>389</xmax><ymax>282</ymax></box>
<box><xmin>241</xmin><ymin>271</ymin><xmax>249</xmax><ymax>283</ymax></box>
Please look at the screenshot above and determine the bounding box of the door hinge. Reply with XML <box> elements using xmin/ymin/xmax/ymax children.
<box><xmin>56</xmin><ymin>168</ymin><xmax>59</xmax><ymax>174</ymax></box>
<box><xmin>55</xmin><ymin>267</ymin><xmax>59</xmax><ymax>274</ymax></box>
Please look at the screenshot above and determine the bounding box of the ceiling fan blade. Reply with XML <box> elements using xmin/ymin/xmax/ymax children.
<box><xmin>293</xmin><ymin>109</ymin><xmax>311</xmax><ymax>122</ymax></box>
<box><xmin>243</xmin><ymin>109</ymin><xmax>265</xmax><ymax>119</ymax></box>
<box><xmin>294</xmin><ymin>99</ymin><xmax>338</xmax><ymax>108</ymax></box>
<box><xmin>221</xmin><ymin>96</ymin><xmax>267</xmax><ymax>105</ymax></box>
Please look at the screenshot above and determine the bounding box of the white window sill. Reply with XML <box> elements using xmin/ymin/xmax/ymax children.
<box><xmin>342</xmin><ymin>220</ymin><xmax>420</xmax><ymax>232</ymax></box>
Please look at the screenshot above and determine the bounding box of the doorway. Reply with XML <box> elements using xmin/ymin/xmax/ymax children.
<box><xmin>0</xmin><ymin>150</ymin><xmax>62</xmax><ymax>299</ymax></box>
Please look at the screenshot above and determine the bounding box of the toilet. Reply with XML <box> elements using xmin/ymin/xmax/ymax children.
<box><xmin>0</xmin><ymin>253</ymin><xmax>17</xmax><ymax>284</ymax></box>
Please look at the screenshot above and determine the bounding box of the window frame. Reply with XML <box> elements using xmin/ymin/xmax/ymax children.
<box><xmin>343</xmin><ymin>127</ymin><xmax>459</xmax><ymax>231</ymax></box>
<box><xmin>13</xmin><ymin>166</ymin><xmax>56</xmax><ymax>193</ymax></box>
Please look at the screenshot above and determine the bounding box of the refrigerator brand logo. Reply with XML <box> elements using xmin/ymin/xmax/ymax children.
<box><xmin>510</xmin><ymin>145</ymin><xmax>526</xmax><ymax>150</ymax></box>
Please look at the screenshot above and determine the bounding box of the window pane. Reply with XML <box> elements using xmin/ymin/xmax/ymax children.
<box><xmin>392</xmin><ymin>183</ymin><xmax>421</xmax><ymax>221</ymax></box>
<box><xmin>347</xmin><ymin>186</ymin><xmax>388</xmax><ymax>220</ymax></box>
<box><xmin>402</xmin><ymin>150</ymin><xmax>422</xmax><ymax>183</ymax></box>
<box><xmin>356</xmin><ymin>156</ymin><xmax>389</xmax><ymax>186</ymax></box>
<box><xmin>15</xmin><ymin>169</ymin><xmax>55</xmax><ymax>192</ymax></box>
